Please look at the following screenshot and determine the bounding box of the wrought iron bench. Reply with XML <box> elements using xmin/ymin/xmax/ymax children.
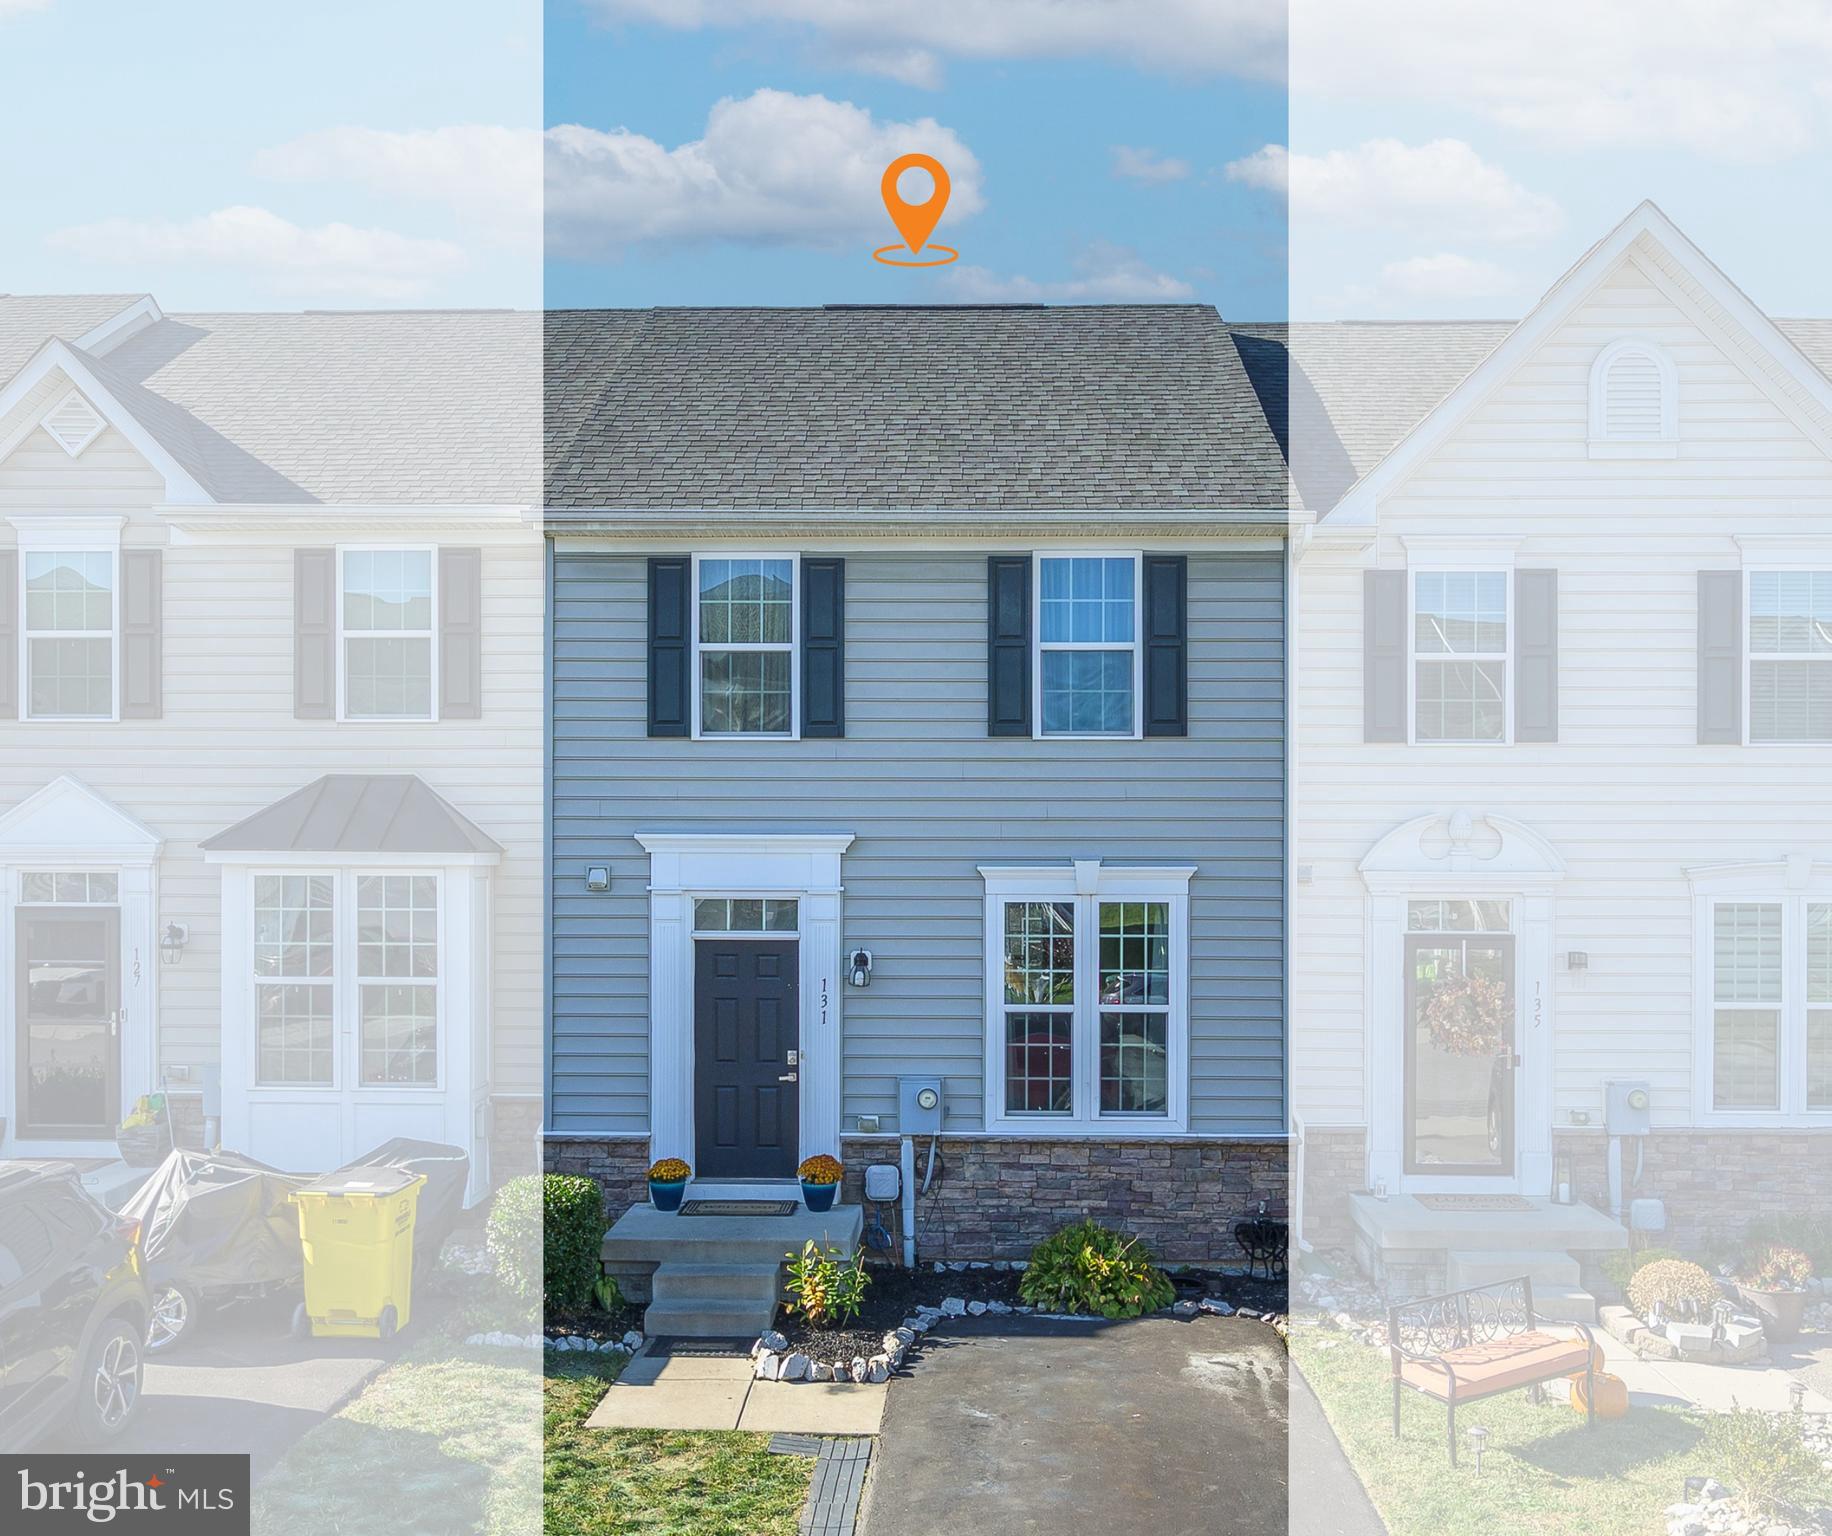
<box><xmin>1387</xmin><ymin>1276</ymin><xmax>1597</xmax><ymax>1464</ymax></box>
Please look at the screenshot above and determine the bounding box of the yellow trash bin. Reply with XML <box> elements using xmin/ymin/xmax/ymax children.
<box><xmin>290</xmin><ymin>1167</ymin><xmax>427</xmax><ymax>1340</ymax></box>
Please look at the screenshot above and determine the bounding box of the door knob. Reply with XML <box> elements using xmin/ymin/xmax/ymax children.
<box><xmin>778</xmin><ymin>1073</ymin><xmax>798</xmax><ymax>1083</ymax></box>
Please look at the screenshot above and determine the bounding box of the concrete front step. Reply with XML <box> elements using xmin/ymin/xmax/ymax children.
<box><xmin>1446</xmin><ymin>1249</ymin><xmax>1581</xmax><ymax>1291</ymax></box>
<box><xmin>651</xmin><ymin>1262</ymin><xmax>782</xmax><ymax>1306</ymax></box>
<box><xmin>1532</xmin><ymin>1285</ymin><xmax>1599</xmax><ymax>1325</ymax></box>
<box><xmin>642</xmin><ymin>1297</ymin><xmax>779</xmax><ymax>1339</ymax></box>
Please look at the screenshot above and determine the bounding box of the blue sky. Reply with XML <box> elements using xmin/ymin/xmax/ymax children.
<box><xmin>543</xmin><ymin>2</ymin><xmax>1287</xmax><ymax>317</ymax></box>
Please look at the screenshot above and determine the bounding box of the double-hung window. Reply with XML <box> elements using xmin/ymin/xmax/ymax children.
<box><xmin>23</xmin><ymin>549</ymin><xmax>116</xmax><ymax>720</ymax></box>
<box><xmin>1412</xmin><ymin>570</ymin><xmax>1508</xmax><ymax>743</ymax></box>
<box><xmin>340</xmin><ymin>548</ymin><xmax>435</xmax><ymax>721</ymax></box>
<box><xmin>983</xmin><ymin>864</ymin><xmax>1190</xmax><ymax>1132</ymax></box>
<box><xmin>694</xmin><ymin>554</ymin><xmax>796</xmax><ymax>737</ymax></box>
<box><xmin>1036</xmin><ymin>553</ymin><xmax>1140</xmax><ymax>737</ymax></box>
<box><xmin>1703</xmin><ymin>894</ymin><xmax>1832</xmax><ymax>1120</ymax></box>
<box><xmin>1748</xmin><ymin>570</ymin><xmax>1832</xmax><ymax>743</ymax></box>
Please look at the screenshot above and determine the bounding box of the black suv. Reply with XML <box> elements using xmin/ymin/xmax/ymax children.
<box><xmin>0</xmin><ymin>1162</ymin><xmax>149</xmax><ymax>1447</ymax></box>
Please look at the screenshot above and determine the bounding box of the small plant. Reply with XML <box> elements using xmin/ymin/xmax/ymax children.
<box><xmin>1627</xmin><ymin>1257</ymin><xmax>1719</xmax><ymax>1321</ymax></box>
<box><xmin>486</xmin><ymin>1175</ymin><xmax>543</xmax><ymax>1305</ymax></box>
<box><xmin>592</xmin><ymin>1275</ymin><xmax>624</xmax><ymax>1314</ymax></box>
<box><xmin>1704</xmin><ymin>1406</ymin><xmax>1831</xmax><ymax>1516</ymax></box>
<box><xmin>1018</xmin><ymin>1219</ymin><xmax>1176</xmax><ymax>1320</ymax></box>
<box><xmin>1740</xmin><ymin>1244</ymin><xmax>1813</xmax><ymax>1292</ymax></box>
<box><xmin>1599</xmin><ymin>1245</ymin><xmax>1681</xmax><ymax>1293</ymax></box>
<box><xmin>784</xmin><ymin>1240</ymin><xmax>869</xmax><ymax>1326</ymax></box>
<box><xmin>648</xmin><ymin>1158</ymin><xmax>691</xmax><ymax>1183</ymax></box>
<box><xmin>797</xmin><ymin>1154</ymin><xmax>844</xmax><ymax>1185</ymax></box>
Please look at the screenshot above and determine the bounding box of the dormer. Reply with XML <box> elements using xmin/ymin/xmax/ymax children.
<box><xmin>1587</xmin><ymin>338</ymin><xmax>1677</xmax><ymax>458</ymax></box>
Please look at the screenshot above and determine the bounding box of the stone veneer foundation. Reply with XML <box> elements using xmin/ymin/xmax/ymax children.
<box><xmin>543</xmin><ymin>1134</ymin><xmax>1285</xmax><ymax>1266</ymax></box>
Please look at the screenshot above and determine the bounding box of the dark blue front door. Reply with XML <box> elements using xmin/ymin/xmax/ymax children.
<box><xmin>694</xmin><ymin>939</ymin><xmax>798</xmax><ymax>1178</ymax></box>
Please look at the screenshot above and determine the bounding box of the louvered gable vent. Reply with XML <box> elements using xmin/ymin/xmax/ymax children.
<box><xmin>1603</xmin><ymin>349</ymin><xmax>1663</xmax><ymax>439</ymax></box>
<box><xmin>1588</xmin><ymin>338</ymin><xmax>1675</xmax><ymax>455</ymax></box>
<box><xmin>42</xmin><ymin>389</ymin><xmax>106</xmax><ymax>457</ymax></box>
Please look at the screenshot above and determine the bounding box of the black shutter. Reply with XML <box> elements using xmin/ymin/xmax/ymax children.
<box><xmin>801</xmin><ymin>556</ymin><xmax>845</xmax><ymax>738</ymax></box>
<box><xmin>648</xmin><ymin>557</ymin><xmax>691</xmax><ymax>737</ymax></box>
<box><xmin>987</xmin><ymin>555</ymin><xmax>1031</xmax><ymax>736</ymax></box>
<box><xmin>1363</xmin><ymin>569</ymin><xmax>1407</xmax><ymax>743</ymax></box>
<box><xmin>1142</xmin><ymin>555</ymin><xmax>1188</xmax><ymax>737</ymax></box>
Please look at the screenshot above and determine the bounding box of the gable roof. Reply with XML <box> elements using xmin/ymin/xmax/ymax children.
<box><xmin>0</xmin><ymin>299</ymin><xmax>539</xmax><ymax>505</ymax></box>
<box><xmin>200</xmin><ymin>775</ymin><xmax>502</xmax><ymax>857</ymax></box>
<box><xmin>1247</xmin><ymin>202</ymin><xmax>1832</xmax><ymax>524</ymax></box>
<box><xmin>544</xmin><ymin>304</ymin><xmax>1288</xmax><ymax>517</ymax></box>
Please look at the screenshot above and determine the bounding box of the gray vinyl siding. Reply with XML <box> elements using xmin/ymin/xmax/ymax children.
<box><xmin>549</xmin><ymin>547</ymin><xmax>1285</xmax><ymax>1137</ymax></box>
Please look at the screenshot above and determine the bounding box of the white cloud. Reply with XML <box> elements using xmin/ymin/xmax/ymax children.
<box><xmin>943</xmin><ymin>243</ymin><xmax>1196</xmax><ymax>303</ymax></box>
<box><xmin>1110</xmin><ymin>145</ymin><xmax>1191</xmax><ymax>185</ymax></box>
<box><xmin>46</xmin><ymin>206</ymin><xmax>466</xmax><ymax>301</ymax></box>
<box><xmin>0</xmin><ymin>0</ymin><xmax>50</xmax><ymax>14</ymax></box>
<box><xmin>589</xmin><ymin>0</ymin><xmax>1285</xmax><ymax>85</ymax></box>
<box><xmin>255</xmin><ymin>126</ymin><xmax>541</xmax><ymax>239</ymax></box>
<box><xmin>1229</xmin><ymin>139</ymin><xmax>1562</xmax><ymax>244</ymax></box>
<box><xmin>545</xmin><ymin>88</ymin><xmax>984</xmax><ymax>257</ymax></box>
<box><xmin>1323</xmin><ymin>252</ymin><xmax>1523</xmax><ymax>316</ymax></box>
<box><xmin>1294</xmin><ymin>1</ymin><xmax>1832</xmax><ymax>160</ymax></box>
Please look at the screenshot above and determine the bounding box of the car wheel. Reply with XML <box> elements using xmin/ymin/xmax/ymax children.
<box><xmin>145</xmin><ymin>1282</ymin><xmax>200</xmax><ymax>1353</ymax></box>
<box><xmin>71</xmin><ymin>1319</ymin><xmax>143</xmax><ymax>1441</ymax></box>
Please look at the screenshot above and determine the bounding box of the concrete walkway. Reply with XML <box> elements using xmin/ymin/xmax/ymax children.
<box><xmin>586</xmin><ymin>1347</ymin><xmax>888</xmax><ymax>1434</ymax></box>
<box><xmin>859</xmin><ymin>1313</ymin><xmax>1288</xmax><ymax>1536</ymax></box>
<box><xmin>1596</xmin><ymin>1325</ymin><xmax>1832</xmax><ymax>1413</ymax></box>
<box><xmin>1289</xmin><ymin>1365</ymin><xmax>1390</xmax><ymax>1536</ymax></box>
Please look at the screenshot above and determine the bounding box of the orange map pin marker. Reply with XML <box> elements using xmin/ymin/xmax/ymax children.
<box><xmin>874</xmin><ymin>153</ymin><xmax>959</xmax><ymax>267</ymax></box>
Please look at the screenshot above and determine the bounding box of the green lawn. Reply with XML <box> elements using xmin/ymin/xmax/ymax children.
<box><xmin>543</xmin><ymin>1358</ymin><xmax>813</xmax><ymax>1536</ymax></box>
<box><xmin>1295</xmin><ymin>1333</ymin><xmax>1714</xmax><ymax>1536</ymax></box>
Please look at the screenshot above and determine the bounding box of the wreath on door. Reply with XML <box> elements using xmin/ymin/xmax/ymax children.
<box><xmin>1417</xmin><ymin>965</ymin><xmax>1510</xmax><ymax>1057</ymax></box>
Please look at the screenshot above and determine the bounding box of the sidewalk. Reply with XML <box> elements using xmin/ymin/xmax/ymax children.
<box><xmin>1289</xmin><ymin>1364</ymin><xmax>1389</xmax><ymax>1536</ymax></box>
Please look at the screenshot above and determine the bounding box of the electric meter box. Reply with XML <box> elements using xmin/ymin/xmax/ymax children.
<box><xmin>898</xmin><ymin>1076</ymin><xmax>944</xmax><ymax>1136</ymax></box>
<box><xmin>1605</xmin><ymin>1079</ymin><xmax>1652</xmax><ymax>1136</ymax></box>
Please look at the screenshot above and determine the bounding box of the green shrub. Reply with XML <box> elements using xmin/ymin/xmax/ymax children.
<box><xmin>543</xmin><ymin>1174</ymin><xmax>609</xmax><ymax>1312</ymax></box>
<box><xmin>1627</xmin><ymin>1258</ymin><xmax>1719</xmax><ymax>1320</ymax></box>
<box><xmin>1599</xmin><ymin>1245</ymin><xmax>1681</xmax><ymax>1292</ymax></box>
<box><xmin>1705</xmin><ymin>1407</ymin><xmax>1831</xmax><ymax>1515</ymax></box>
<box><xmin>483</xmin><ymin>1173</ymin><xmax>609</xmax><ymax>1311</ymax></box>
<box><xmin>784</xmin><ymin>1240</ymin><xmax>869</xmax><ymax>1326</ymax></box>
<box><xmin>1018</xmin><ymin>1219</ymin><xmax>1176</xmax><ymax>1319</ymax></box>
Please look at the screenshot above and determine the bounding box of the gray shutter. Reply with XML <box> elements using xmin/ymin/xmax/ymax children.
<box><xmin>0</xmin><ymin>549</ymin><xmax>15</xmax><ymax>720</ymax></box>
<box><xmin>294</xmin><ymin>547</ymin><xmax>336</xmax><ymax>719</ymax></box>
<box><xmin>801</xmin><ymin>556</ymin><xmax>844</xmax><ymax>738</ymax></box>
<box><xmin>648</xmin><ymin>557</ymin><xmax>691</xmax><ymax>737</ymax></box>
<box><xmin>1514</xmin><ymin>568</ymin><xmax>1557</xmax><ymax>742</ymax></box>
<box><xmin>439</xmin><ymin>546</ymin><xmax>483</xmax><ymax>719</ymax></box>
<box><xmin>1698</xmin><ymin>569</ymin><xmax>1743</xmax><ymax>745</ymax></box>
<box><xmin>1142</xmin><ymin>554</ymin><xmax>1187</xmax><ymax>737</ymax></box>
<box><xmin>1363</xmin><ymin>569</ymin><xmax>1407</xmax><ymax>742</ymax></box>
<box><xmin>987</xmin><ymin>555</ymin><xmax>1031</xmax><ymax>736</ymax></box>
<box><xmin>120</xmin><ymin>548</ymin><xmax>163</xmax><ymax>719</ymax></box>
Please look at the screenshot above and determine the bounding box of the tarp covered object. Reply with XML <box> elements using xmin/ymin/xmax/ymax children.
<box><xmin>120</xmin><ymin>1148</ymin><xmax>309</xmax><ymax>1291</ymax></box>
<box><xmin>343</xmin><ymin>1138</ymin><xmax>470</xmax><ymax>1264</ymax></box>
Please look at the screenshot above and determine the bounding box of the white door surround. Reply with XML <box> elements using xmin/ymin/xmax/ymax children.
<box><xmin>0</xmin><ymin>776</ymin><xmax>161</xmax><ymax>1158</ymax></box>
<box><xmin>1361</xmin><ymin>810</ymin><xmax>1564</xmax><ymax>1198</ymax></box>
<box><xmin>637</xmin><ymin>831</ymin><xmax>851</xmax><ymax>1195</ymax></box>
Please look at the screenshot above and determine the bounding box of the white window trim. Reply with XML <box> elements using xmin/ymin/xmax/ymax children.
<box><xmin>1691</xmin><ymin>856</ymin><xmax>1832</xmax><ymax>1127</ymax></box>
<box><xmin>1741</xmin><ymin>562</ymin><xmax>1832</xmax><ymax>747</ymax></box>
<box><xmin>980</xmin><ymin>861</ymin><xmax>1194</xmax><ymax>1135</ymax></box>
<box><xmin>1586</xmin><ymin>338</ymin><xmax>1679</xmax><ymax>459</ymax></box>
<box><xmin>10</xmin><ymin>517</ymin><xmax>125</xmax><ymax>724</ymax></box>
<box><xmin>690</xmin><ymin>551</ymin><xmax>800</xmax><ymax>741</ymax></box>
<box><xmin>240</xmin><ymin>866</ymin><xmax>448</xmax><ymax>1095</ymax></box>
<box><xmin>334</xmin><ymin>543</ymin><xmax>440</xmax><ymax>724</ymax></box>
<box><xmin>1404</xmin><ymin>551</ymin><xmax>1515</xmax><ymax>748</ymax></box>
<box><xmin>1031</xmin><ymin>550</ymin><xmax>1144</xmax><ymax>741</ymax></box>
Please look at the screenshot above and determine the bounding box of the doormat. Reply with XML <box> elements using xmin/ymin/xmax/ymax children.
<box><xmin>679</xmin><ymin>1199</ymin><xmax>800</xmax><ymax>1217</ymax></box>
<box><xmin>650</xmin><ymin>1338</ymin><xmax>755</xmax><ymax>1358</ymax></box>
<box><xmin>1414</xmin><ymin>1193</ymin><xmax>1536</xmax><ymax>1212</ymax></box>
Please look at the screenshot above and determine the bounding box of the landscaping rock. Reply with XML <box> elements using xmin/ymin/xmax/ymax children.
<box><xmin>811</xmin><ymin>1362</ymin><xmax>833</xmax><ymax>1382</ymax></box>
<box><xmin>754</xmin><ymin>1353</ymin><xmax>783</xmax><ymax>1381</ymax></box>
<box><xmin>1173</xmin><ymin>1300</ymin><xmax>1201</xmax><ymax>1318</ymax></box>
<box><xmin>967</xmin><ymin>1300</ymin><xmax>988</xmax><ymax>1316</ymax></box>
<box><xmin>832</xmin><ymin>1362</ymin><xmax>850</xmax><ymax>1382</ymax></box>
<box><xmin>940</xmin><ymin>1297</ymin><xmax>967</xmax><ymax>1317</ymax></box>
<box><xmin>781</xmin><ymin>1352</ymin><xmax>810</xmax><ymax>1382</ymax></box>
<box><xmin>867</xmin><ymin>1355</ymin><xmax>891</xmax><ymax>1383</ymax></box>
<box><xmin>986</xmin><ymin>1301</ymin><xmax>1011</xmax><ymax>1316</ymax></box>
<box><xmin>622</xmin><ymin>1331</ymin><xmax>643</xmax><ymax>1351</ymax></box>
<box><xmin>892</xmin><ymin>1326</ymin><xmax>917</xmax><ymax>1346</ymax></box>
<box><xmin>758</xmin><ymin>1329</ymin><xmax>789</xmax><ymax>1353</ymax></box>
<box><xmin>1199</xmin><ymin>1298</ymin><xmax>1234</xmax><ymax>1317</ymax></box>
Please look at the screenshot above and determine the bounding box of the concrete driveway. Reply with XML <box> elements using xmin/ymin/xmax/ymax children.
<box><xmin>40</xmin><ymin>1292</ymin><xmax>394</xmax><ymax>1478</ymax></box>
<box><xmin>859</xmin><ymin>1314</ymin><xmax>1287</xmax><ymax>1536</ymax></box>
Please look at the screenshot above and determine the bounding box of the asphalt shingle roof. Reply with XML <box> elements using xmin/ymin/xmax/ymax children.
<box><xmin>544</xmin><ymin>305</ymin><xmax>1288</xmax><ymax>513</ymax></box>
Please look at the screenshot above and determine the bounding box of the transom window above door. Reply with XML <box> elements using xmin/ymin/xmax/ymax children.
<box><xmin>1036</xmin><ymin>554</ymin><xmax>1139</xmax><ymax>737</ymax></box>
<box><xmin>1413</xmin><ymin>570</ymin><xmax>1508</xmax><ymax>743</ymax></box>
<box><xmin>692</xmin><ymin>897</ymin><xmax>799</xmax><ymax>932</ymax></box>
<box><xmin>1407</xmin><ymin>899</ymin><xmax>1512</xmax><ymax>932</ymax></box>
<box><xmin>695</xmin><ymin>555</ymin><xmax>796</xmax><ymax>737</ymax></box>
<box><xmin>23</xmin><ymin>550</ymin><xmax>115</xmax><ymax>721</ymax></box>
<box><xmin>341</xmin><ymin>548</ymin><xmax>435</xmax><ymax>721</ymax></box>
<box><xmin>1748</xmin><ymin>571</ymin><xmax>1832</xmax><ymax>743</ymax></box>
<box><xmin>20</xmin><ymin>871</ymin><xmax>119</xmax><ymax>904</ymax></box>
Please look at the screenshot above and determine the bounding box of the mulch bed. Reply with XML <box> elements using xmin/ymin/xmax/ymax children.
<box><xmin>544</xmin><ymin>1298</ymin><xmax>646</xmax><ymax>1343</ymax></box>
